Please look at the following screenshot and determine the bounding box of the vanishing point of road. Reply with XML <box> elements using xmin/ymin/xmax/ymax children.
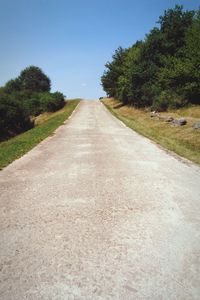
<box><xmin>0</xmin><ymin>100</ymin><xmax>200</xmax><ymax>299</ymax></box>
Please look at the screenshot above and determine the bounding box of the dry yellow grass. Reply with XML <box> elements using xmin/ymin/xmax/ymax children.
<box><xmin>102</xmin><ymin>98</ymin><xmax>200</xmax><ymax>165</ymax></box>
<box><xmin>33</xmin><ymin>103</ymin><xmax>68</xmax><ymax>126</ymax></box>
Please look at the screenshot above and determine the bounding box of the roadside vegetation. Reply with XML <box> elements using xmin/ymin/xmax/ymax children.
<box><xmin>0</xmin><ymin>99</ymin><xmax>80</xmax><ymax>169</ymax></box>
<box><xmin>101</xmin><ymin>5</ymin><xmax>200</xmax><ymax>110</ymax></box>
<box><xmin>101</xmin><ymin>5</ymin><xmax>200</xmax><ymax>164</ymax></box>
<box><xmin>103</xmin><ymin>98</ymin><xmax>200</xmax><ymax>165</ymax></box>
<box><xmin>0</xmin><ymin>66</ymin><xmax>65</xmax><ymax>141</ymax></box>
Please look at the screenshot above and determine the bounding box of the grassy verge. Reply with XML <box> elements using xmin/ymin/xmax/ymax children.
<box><xmin>102</xmin><ymin>98</ymin><xmax>200</xmax><ymax>165</ymax></box>
<box><xmin>0</xmin><ymin>99</ymin><xmax>80</xmax><ymax>169</ymax></box>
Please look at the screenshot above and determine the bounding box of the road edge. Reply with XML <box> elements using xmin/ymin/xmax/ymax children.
<box><xmin>100</xmin><ymin>100</ymin><xmax>200</xmax><ymax>170</ymax></box>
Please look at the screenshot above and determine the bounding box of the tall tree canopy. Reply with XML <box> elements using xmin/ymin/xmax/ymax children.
<box><xmin>4</xmin><ymin>66</ymin><xmax>51</xmax><ymax>94</ymax></box>
<box><xmin>19</xmin><ymin>66</ymin><xmax>51</xmax><ymax>93</ymax></box>
<box><xmin>101</xmin><ymin>5</ymin><xmax>200</xmax><ymax>110</ymax></box>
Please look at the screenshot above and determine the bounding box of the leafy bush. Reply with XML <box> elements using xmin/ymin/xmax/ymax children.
<box><xmin>0</xmin><ymin>94</ymin><xmax>33</xmax><ymax>141</ymax></box>
<box><xmin>38</xmin><ymin>92</ymin><xmax>65</xmax><ymax>112</ymax></box>
<box><xmin>152</xmin><ymin>90</ymin><xmax>187</xmax><ymax>111</ymax></box>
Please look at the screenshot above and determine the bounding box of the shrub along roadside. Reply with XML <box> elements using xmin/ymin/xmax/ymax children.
<box><xmin>0</xmin><ymin>99</ymin><xmax>80</xmax><ymax>169</ymax></box>
<box><xmin>0</xmin><ymin>66</ymin><xmax>65</xmax><ymax>141</ymax></box>
<box><xmin>102</xmin><ymin>98</ymin><xmax>200</xmax><ymax>165</ymax></box>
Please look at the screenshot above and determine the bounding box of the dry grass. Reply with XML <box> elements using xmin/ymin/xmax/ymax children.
<box><xmin>33</xmin><ymin>104</ymin><xmax>68</xmax><ymax>126</ymax></box>
<box><xmin>33</xmin><ymin>99</ymin><xmax>83</xmax><ymax>126</ymax></box>
<box><xmin>102</xmin><ymin>98</ymin><xmax>200</xmax><ymax>165</ymax></box>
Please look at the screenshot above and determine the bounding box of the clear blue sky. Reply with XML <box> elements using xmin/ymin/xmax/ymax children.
<box><xmin>0</xmin><ymin>0</ymin><xmax>199</xmax><ymax>99</ymax></box>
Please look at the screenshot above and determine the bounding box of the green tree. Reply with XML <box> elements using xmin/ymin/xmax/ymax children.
<box><xmin>0</xmin><ymin>66</ymin><xmax>66</xmax><ymax>141</ymax></box>
<box><xmin>158</xmin><ymin>5</ymin><xmax>195</xmax><ymax>55</ymax></box>
<box><xmin>183</xmin><ymin>9</ymin><xmax>200</xmax><ymax>103</ymax></box>
<box><xmin>117</xmin><ymin>42</ymin><xmax>142</xmax><ymax>105</ymax></box>
<box><xmin>4</xmin><ymin>78</ymin><xmax>21</xmax><ymax>93</ymax></box>
<box><xmin>101</xmin><ymin>5</ymin><xmax>199</xmax><ymax>110</ymax></box>
<box><xmin>19</xmin><ymin>66</ymin><xmax>51</xmax><ymax>93</ymax></box>
<box><xmin>156</xmin><ymin>8</ymin><xmax>200</xmax><ymax>105</ymax></box>
<box><xmin>101</xmin><ymin>47</ymin><xmax>128</xmax><ymax>97</ymax></box>
<box><xmin>126</xmin><ymin>29</ymin><xmax>163</xmax><ymax>107</ymax></box>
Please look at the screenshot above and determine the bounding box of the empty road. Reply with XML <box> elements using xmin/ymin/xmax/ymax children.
<box><xmin>0</xmin><ymin>100</ymin><xmax>200</xmax><ymax>299</ymax></box>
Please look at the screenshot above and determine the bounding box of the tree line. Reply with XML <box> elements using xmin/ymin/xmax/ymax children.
<box><xmin>101</xmin><ymin>5</ymin><xmax>200</xmax><ymax>111</ymax></box>
<box><xmin>0</xmin><ymin>66</ymin><xmax>65</xmax><ymax>141</ymax></box>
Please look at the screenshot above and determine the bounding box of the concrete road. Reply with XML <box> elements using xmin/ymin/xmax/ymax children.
<box><xmin>0</xmin><ymin>100</ymin><xmax>200</xmax><ymax>300</ymax></box>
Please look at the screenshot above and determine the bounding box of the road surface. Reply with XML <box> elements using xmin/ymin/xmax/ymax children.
<box><xmin>0</xmin><ymin>100</ymin><xmax>200</xmax><ymax>299</ymax></box>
